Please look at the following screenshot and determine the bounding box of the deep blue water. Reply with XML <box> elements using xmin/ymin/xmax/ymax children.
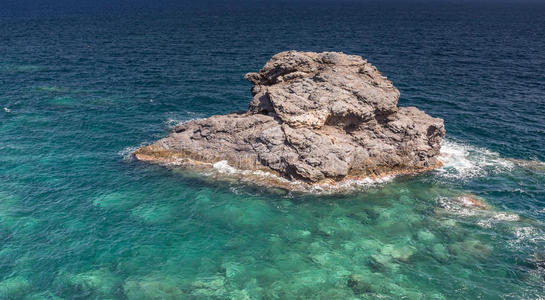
<box><xmin>1</xmin><ymin>1</ymin><xmax>544</xmax><ymax>299</ymax></box>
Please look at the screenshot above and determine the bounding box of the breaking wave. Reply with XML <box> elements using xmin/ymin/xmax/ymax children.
<box><xmin>436</xmin><ymin>140</ymin><xmax>514</xmax><ymax>180</ymax></box>
<box><xmin>212</xmin><ymin>160</ymin><xmax>393</xmax><ymax>193</ymax></box>
<box><xmin>164</xmin><ymin>113</ymin><xmax>207</xmax><ymax>129</ymax></box>
<box><xmin>118</xmin><ymin>144</ymin><xmax>148</xmax><ymax>161</ymax></box>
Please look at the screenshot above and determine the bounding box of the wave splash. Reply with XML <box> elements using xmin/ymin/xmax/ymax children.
<box><xmin>211</xmin><ymin>160</ymin><xmax>393</xmax><ymax>193</ymax></box>
<box><xmin>437</xmin><ymin>140</ymin><xmax>515</xmax><ymax>179</ymax></box>
<box><xmin>164</xmin><ymin>112</ymin><xmax>207</xmax><ymax>129</ymax></box>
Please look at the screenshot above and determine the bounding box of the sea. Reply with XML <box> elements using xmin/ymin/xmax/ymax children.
<box><xmin>0</xmin><ymin>0</ymin><xmax>544</xmax><ymax>298</ymax></box>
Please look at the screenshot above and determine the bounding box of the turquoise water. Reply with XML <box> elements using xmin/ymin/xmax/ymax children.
<box><xmin>1</xmin><ymin>1</ymin><xmax>545</xmax><ymax>299</ymax></box>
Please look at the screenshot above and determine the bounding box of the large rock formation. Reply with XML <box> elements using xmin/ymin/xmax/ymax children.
<box><xmin>135</xmin><ymin>51</ymin><xmax>445</xmax><ymax>188</ymax></box>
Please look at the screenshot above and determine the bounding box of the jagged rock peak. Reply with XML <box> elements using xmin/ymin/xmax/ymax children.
<box><xmin>245</xmin><ymin>51</ymin><xmax>400</xmax><ymax>129</ymax></box>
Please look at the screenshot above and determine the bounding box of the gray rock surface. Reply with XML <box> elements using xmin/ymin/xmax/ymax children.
<box><xmin>135</xmin><ymin>51</ymin><xmax>445</xmax><ymax>186</ymax></box>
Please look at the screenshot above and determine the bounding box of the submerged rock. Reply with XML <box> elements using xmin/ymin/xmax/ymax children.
<box><xmin>347</xmin><ymin>274</ymin><xmax>373</xmax><ymax>294</ymax></box>
<box><xmin>55</xmin><ymin>268</ymin><xmax>122</xmax><ymax>298</ymax></box>
<box><xmin>449</xmin><ymin>239</ymin><xmax>493</xmax><ymax>260</ymax></box>
<box><xmin>123</xmin><ymin>276</ymin><xmax>185</xmax><ymax>300</ymax></box>
<box><xmin>431</xmin><ymin>243</ymin><xmax>450</xmax><ymax>262</ymax></box>
<box><xmin>0</xmin><ymin>276</ymin><xmax>31</xmax><ymax>299</ymax></box>
<box><xmin>190</xmin><ymin>276</ymin><xmax>226</xmax><ymax>297</ymax></box>
<box><xmin>455</xmin><ymin>194</ymin><xmax>488</xmax><ymax>210</ymax></box>
<box><xmin>135</xmin><ymin>51</ymin><xmax>445</xmax><ymax>189</ymax></box>
<box><xmin>532</xmin><ymin>252</ymin><xmax>545</xmax><ymax>279</ymax></box>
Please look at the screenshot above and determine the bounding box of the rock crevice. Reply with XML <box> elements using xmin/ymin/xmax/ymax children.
<box><xmin>135</xmin><ymin>51</ymin><xmax>445</xmax><ymax>186</ymax></box>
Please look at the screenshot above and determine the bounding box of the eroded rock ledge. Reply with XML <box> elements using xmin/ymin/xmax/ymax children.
<box><xmin>135</xmin><ymin>51</ymin><xmax>445</xmax><ymax>188</ymax></box>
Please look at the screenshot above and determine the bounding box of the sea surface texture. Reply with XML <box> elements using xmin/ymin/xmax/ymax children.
<box><xmin>1</xmin><ymin>1</ymin><xmax>544</xmax><ymax>299</ymax></box>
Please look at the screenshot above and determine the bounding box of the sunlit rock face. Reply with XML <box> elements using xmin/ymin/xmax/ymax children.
<box><xmin>135</xmin><ymin>51</ymin><xmax>445</xmax><ymax>186</ymax></box>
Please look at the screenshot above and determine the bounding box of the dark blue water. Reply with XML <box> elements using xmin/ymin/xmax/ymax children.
<box><xmin>1</xmin><ymin>1</ymin><xmax>544</xmax><ymax>298</ymax></box>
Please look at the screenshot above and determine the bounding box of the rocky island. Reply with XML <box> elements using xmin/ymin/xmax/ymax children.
<box><xmin>135</xmin><ymin>51</ymin><xmax>445</xmax><ymax>189</ymax></box>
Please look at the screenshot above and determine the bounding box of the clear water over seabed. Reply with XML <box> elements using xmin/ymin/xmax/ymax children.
<box><xmin>1</xmin><ymin>1</ymin><xmax>545</xmax><ymax>298</ymax></box>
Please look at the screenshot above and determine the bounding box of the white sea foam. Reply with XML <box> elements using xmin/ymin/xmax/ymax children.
<box><xmin>165</xmin><ymin>118</ymin><xmax>182</xmax><ymax>129</ymax></box>
<box><xmin>164</xmin><ymin>114</ymin><xmax>206</xmax><ymax>129</ymax></box>
<box><xmin>118</xmin><ymin>144</ymin><xmax>148</xmax><ymax>161</ymax></box>
<box><xmin>211</xmin><ymin>160</ymin><xmax>391</xmax><ymax>192</ymax></box>
<box><xmin>436</xmin><ymin>195</ymin><xmax>521</xmax><ymax>228</ymax></box>
<box><xmin>436</xmin><ymin>140</ymin><xmax>514</xmax><ymax>179</ymax></box>
<box><xmin>309</xmin><ymin>175</ymin><xmax>394</xmax><ymax>193</ymax></box>
<box><xmin>510</xmin><ymin>226</ymin><xmax>545</xmax><ymax>246</ymax></box>
<box><xmin>436</xmin><ymin>196</ymin><xmax>480</xmax><ymax>217</ymax></box>
<box><xmin>212</xmin><ymin>160</ymin><xmax>239</xmax><ymax>174</ymax></box>
<box><xmin>212</xmin><ymin>160</ymin><xmax>290</xmax><ymax>182</ymax></box>
<box><xmin>118</xmin><ymin>147</ymin><xmax>137</xmax><ymax>160</ymax></box>
<box><xmin>493</xmin><ymin>212</ymin><xmax>521</xmax><ymax>222</ymax></box>
<box><xmin>477</xmin><ymin>212</ymin><xmax>521</xmax><ymax>229</ymax></box>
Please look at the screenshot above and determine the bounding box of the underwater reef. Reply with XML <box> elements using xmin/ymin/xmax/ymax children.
<box><xmin>135</xmin><ymin>51</ymin><xmax>445</xmax><ymax>189</ymax></box>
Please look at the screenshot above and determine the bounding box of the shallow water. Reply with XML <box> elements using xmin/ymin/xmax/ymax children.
<box><xmin>1</xmin><ymin>1</ymin><xmax>545</xmax><ymax>299</ymax></box>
